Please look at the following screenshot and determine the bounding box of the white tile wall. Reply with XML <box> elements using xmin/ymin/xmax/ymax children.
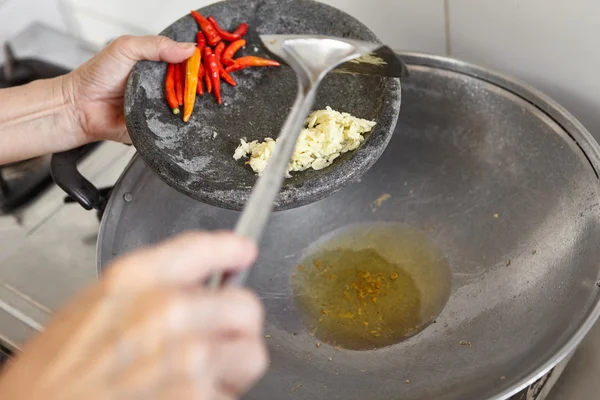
<box><xmin>320</xmin><ymin>0</ymin><xmax>446</xmax><ymax>53</ymax></box>
<box><xmin>0</xmin><ymin>0</ymin><xmax>69</xmax><ymax>41</ymax></box>
<box><xmin>60</xmin><ymin>0</ymin><xmax>446</xmax><ymax>52</ymax></box>
<box><xmin>64</xmin><ymin>0</ymin><xmax>207</xmax><ymax>38</ymax></box>
<box><xmin>67</xmin><ymin>7</ymin><xmax>144</xmax><ymax>49</ymax></box>
<box><xmin>448</xmin><ymin>0</ymin><xmax>600</xmax><ymax>140</ymax></box>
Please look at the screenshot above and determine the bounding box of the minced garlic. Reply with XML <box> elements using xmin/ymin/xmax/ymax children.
<box><xmin>233</xmin><ymin>107</ymin><xmax>376</xmax><ymax>177</ymax></box>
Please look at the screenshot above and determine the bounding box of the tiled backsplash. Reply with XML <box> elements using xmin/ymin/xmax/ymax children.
<box><xmin>1</xmin><ymin>0</ymin><xmax>599</xmax><ymax>138</ymax></box>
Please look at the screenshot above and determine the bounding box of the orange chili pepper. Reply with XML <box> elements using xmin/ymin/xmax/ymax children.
<box><xmin>226</xmin><ymin>56</ymin><xmax>280</xmax><ymax>73</ymax></box>
<box><xmin>165</xmin><ymin>63</ymin><xmax>179</xmax><ymax>114</ymax></box>
<box><xmin>214</xmin><ymin>42</ymin><xmax>236</xmax><ymax>87</ymax></box>
<box><xmin>190</xmin><ymin>10</ymin><xmax>221</xmax><ymax>46</ymax></box>
<box><xmin>222</xmin><ymin>39</ymin><xmax>246</xmax><ymax>67</ymax></box>
<box><xmin>183</xmin><ymin>47</ymin><xmax>201</xmax><ymax>122</ymax></box>
<box><xmin>174</xmin><ymin>62</ymin><xmax>184</xmax><ymax>106</ymax></box>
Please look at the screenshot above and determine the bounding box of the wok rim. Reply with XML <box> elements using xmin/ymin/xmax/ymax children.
<box><xmin>97</xmin><ymin>52</ymin><xmax>600</xmax><ymax>400</ymax></box>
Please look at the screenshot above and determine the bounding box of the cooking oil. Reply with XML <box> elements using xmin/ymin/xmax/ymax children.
<box><xmin>292</xmin><ymin>223</ymin><xmax>452</xmax><ymax>351</ymax></box>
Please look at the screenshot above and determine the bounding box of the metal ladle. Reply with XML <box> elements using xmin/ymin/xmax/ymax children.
<box><xmin>210</xmin><ymin>35</ymin><xmax>409</xmax><ymax>287</ymax></box>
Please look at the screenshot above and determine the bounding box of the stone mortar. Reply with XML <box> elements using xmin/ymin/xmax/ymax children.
<box><xmin>124</xmin><ymin>0</ymin><xmax>402</xmax><ymax>211</ymax></box>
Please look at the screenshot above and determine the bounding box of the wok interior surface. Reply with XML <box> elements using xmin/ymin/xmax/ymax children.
<box><xmin>101</xmin><ymin>61</ymin><xmax>600</xmax><ymax>400</ymax></box>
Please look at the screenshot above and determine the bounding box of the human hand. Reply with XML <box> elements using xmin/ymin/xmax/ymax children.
<box><xmin>62</xmin><ymin>35</ymin><xmax>196</xmax><ymax>144</ymax></box>
<box><xmin>0</xmin><ymin>232</ymin><xmax>267</xmax><ymax>400</ymax></box>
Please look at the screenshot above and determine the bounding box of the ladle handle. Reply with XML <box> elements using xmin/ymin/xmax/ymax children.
<box><xmin>209</xmin><ymin>85</ymin><xmax>317</xmax><ymax>288</ymax></box>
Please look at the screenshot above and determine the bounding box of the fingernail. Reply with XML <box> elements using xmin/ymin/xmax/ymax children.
<box><xmin>177</xmin><ymin>42</ymin><xmax>196</xmax><ymax>50</ymax></box>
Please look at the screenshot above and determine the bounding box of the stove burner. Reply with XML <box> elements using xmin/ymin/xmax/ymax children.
<box><xmin>0</xmin><ymin>157</ymin><xmax>53</xmax><ymax>213</ymax></box>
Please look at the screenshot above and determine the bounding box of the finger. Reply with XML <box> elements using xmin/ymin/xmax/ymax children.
<box><xmin>110</xmin><ymin>35</ymin><xmax>196</xmax><ymax>65</ymax></box>
<box><xmin>167</xmin><ymin>288</ymin><xmax>265</xmax><ymax>337</ymax></box>
<box><xmin>214</xmin><ymin>337</ymin><xmax>269</xmax><ymax>397</ymax></box>
<box><xmin>106</xmin><ymin>231</ymin><xmax>258</xmax><ymax>291</ymax></box>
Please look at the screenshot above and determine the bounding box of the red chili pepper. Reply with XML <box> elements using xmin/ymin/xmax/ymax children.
<box><xmin>226</xmin><ymin>56</ymin><xmax>281</xmax><ymax>73</ymax></box>
<box><xmin>214</xmin><ymin>42</ymin><xmax>236</xmax><ymax>86</ymax></box>
<box><xmin>214</xmin><ymin>42</ymin><xmax>225</xmax><ymax>59</ymax></box>
<box><xmin>204</xmin><ymin>48</ymin><xmax>213</xmax><ymax>94</ymax></box>
<box><xmin>191</xmin><ymin>10</ymin><xmax>221</xmax><ymax>46</ymax></box>
<box><xmin>195</xmin><ymin>31</ymin><xmax>206</xmax><ymax>96</ymax></box>
<box><xmin>197</xmin><ymin>77</ymin><xmax>204</xmax><ymax>95</ymax></box>
<box><xmin>232</xmin><ymin>22</ymin><xmax>248</xmax><ymax>38</ymax></box>
<box><xmin>165</xmin><ymin>63</ymin><xmax>179</xmax><ymax>114</ymax></box>
<box><xmin>197</xmin><ymin>46</ymin><xmax>205</xmax><ymax>96</ymax></box>
<box><xmin>174</xmin><ymin>62</ymin><xmax>184</xmax><ymax>106</ymax></box>
<box><xmin>197</xmin><ymin>62</ymin><xmax>205</xmax><ymax>95</ymax></box>
<box><xmin>222</xmin><ymin>39</ymin><xmax>246</xmax><ymax>66</ymax></box>
<box><xmin>220</xmin><ymin>70</ymin><xmax>236</xmax><ymax>86</ymax></box>
<box><xmin>208</xmin><ymin>17</ymin><xmax>248</xmax><ymax>42</ymax></box>
<box><xmin>205</xmin><ymin>47</ymin><xmax>222</xmax><ymax>104</ymax></box>
<box><xmin>196</xmin><ymin>31</ymin><xmax>206</xmax><ymax>53</ymax></box>
<box><xmin>204</xmin><ymin>72</ymin><xmax>212</xmax><ymax>93</ymax></box>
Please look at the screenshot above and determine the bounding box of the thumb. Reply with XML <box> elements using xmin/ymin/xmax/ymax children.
<box><xmin>109</xmin><ymin>35</ymin><xmax>196</xmax><ymax>65</ymax></box>
<box><xmin>105</xmin><ymin>231</ymin><xmax>258</xmax><ymax>292</ymax></box>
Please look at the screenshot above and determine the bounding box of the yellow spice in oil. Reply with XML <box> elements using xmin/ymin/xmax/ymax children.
<box><xmin>292</xmin><ymin>223</ymin><xmax>452</xmax><ymax>351</ymax></box>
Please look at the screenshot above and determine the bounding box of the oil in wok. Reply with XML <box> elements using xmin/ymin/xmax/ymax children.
<box><xmin>292</xmin><ymin>223</ymin><xmax>452</xmax><ymax>351</ymax></box>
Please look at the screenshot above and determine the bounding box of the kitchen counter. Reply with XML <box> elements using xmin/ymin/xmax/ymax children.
<box><xmin>0</xmin><ymin>142</ymin><xmax>135</xmax><ymax>349</ymax></box>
